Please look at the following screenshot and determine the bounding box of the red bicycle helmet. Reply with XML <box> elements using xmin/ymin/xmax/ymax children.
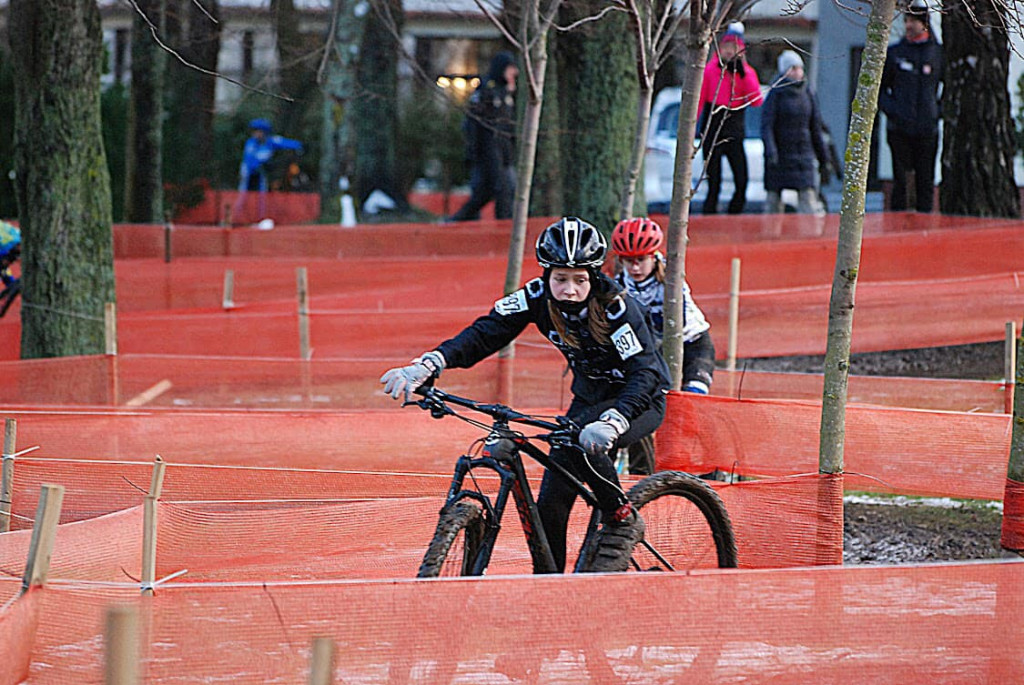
<box><xmin>611</xmin><ymin>218</ymin><xmax>664</xmax><ymax>257</ymax></box>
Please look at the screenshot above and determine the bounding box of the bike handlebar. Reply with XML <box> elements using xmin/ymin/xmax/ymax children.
<box><xmin>412</xmin><ymin>383</ymin><xmax>577</xmax><ymax>436</ymax></box>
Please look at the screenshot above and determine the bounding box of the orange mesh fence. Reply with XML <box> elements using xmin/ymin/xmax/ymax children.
<box><xmin>0</xmin><ymin>586</ymin><xmax>38</xmax><ymax>685</ymax></box>
<box><xmin>0</xmin><ymin>459</ymin><xmax>839</xmax><ymax>573</ymax></box>
<box><xmin>4</xmin><ymin>561</ymin><xmax>1023</xmax><ymax>683</ymax></box>
<box><xmin>1003</xmin><ymin>479</ymin><xmax>1024</xmax><ymax>551</ymax></box>
<box><xmin>4</xmin><ymin>266</ymin><xmax>1021</xmax><ymax>360</ymax></box>
<box><xmin>0</xmin><ymin>353</ymin><xmax>1008</xmax><ymax>411</ymax></box>
<box><xmin>658</xmin><ymin>392</ymin><xmax>1012</xmax><ymax>501</ymax></box>
<box><xmin>5</xmin><ymin>217</ymin><xmax>1024</xmax><ymax>361</ymax></box>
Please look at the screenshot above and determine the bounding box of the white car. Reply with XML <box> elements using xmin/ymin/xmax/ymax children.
<box><xmin>645</xmin><ymin>86</ymin><xmax>784</xmax><ymax>214</ymax></box>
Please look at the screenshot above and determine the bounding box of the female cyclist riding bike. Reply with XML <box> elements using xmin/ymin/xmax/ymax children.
<box><xmin>381</xmin><ymin>216</ymin><xmax>670</xmax><ymax>573</ymax></box>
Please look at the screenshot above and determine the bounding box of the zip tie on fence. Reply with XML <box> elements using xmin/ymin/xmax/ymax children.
<box><xmin>19</xmin><ymin>300</ymin><xmax>104</xmax><ymax>322</ymax></box>
<box><xmin>140</xmin><ymin>568</ymin><xmax>189</xmax><ymax>594</ymax></box>
<box><xmin>4</xmin><ymin>445</ymin><xmax>41</xmax><ymax>460</ymax></box>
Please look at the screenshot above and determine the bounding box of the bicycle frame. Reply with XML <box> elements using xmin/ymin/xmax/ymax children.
<box><xmin>417</xmin><ymin>386</ymin><xmax>602</xmax><ymax>575</ymax></box>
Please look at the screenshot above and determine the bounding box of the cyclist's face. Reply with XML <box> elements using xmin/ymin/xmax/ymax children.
<box><xmin>549</xmin><ymin>268</ymin><xmax>591</xmax><ymax>303</ymax></box>
<box><xmin>620</xmin><ymin>255</ymin><xmax>656</xmax><ymax>281</ymax></box>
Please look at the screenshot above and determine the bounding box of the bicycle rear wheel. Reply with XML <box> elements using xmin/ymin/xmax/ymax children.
<box><xmin>629</xmin><ymin>471</ymin><xmax>737</xmax><ymax>570</ymax></box>
<box><xmin>417</xmin><ymin>501</ymin><xmax>487</xmax><ymax>578</ymax></box>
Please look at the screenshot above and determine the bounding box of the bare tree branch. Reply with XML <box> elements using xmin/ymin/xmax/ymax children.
<box><xmin>126</xmin><ymin>0</ymin><xmax>292</xmax><ymax>100</ymax></box>
<box><xmin>553</xmin><ymin>4</ymin><xmax>625</xmax><ymax>31</ymax></box>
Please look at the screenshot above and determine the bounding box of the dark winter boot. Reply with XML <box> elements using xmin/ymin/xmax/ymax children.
<box><xmin>585</xmin><ymin>504</ymin><xmax>645</xmax><ymax>573</ymax></box>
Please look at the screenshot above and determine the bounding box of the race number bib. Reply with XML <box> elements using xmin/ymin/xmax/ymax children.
<box><xmin>611</xmin><ymin>323</ymin><xmax>643</xmax><ymax>360</ymax></box>
<box><xmin>494</xmin><ymin>290</ymin><xmax>528</xmax><ymax>316</ymax></box>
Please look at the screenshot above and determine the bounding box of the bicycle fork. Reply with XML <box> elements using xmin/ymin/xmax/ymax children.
<box><xmin>442</xmin><ymin>434</ymin><xmax>558</xmax><ymax>575</ymax></box>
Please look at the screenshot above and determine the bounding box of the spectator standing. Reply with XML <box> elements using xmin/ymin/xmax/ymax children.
<box><xmin>234</xmin><ymin>118</ymin><xmax>303</xmax><ymax>222</ymax></box>
<box><xmin>879</xmin><ymin>0</ymin><xmax>943</xmax><ymax>213</ymax></box>
<box><xmin>0</xmin><ymin>220</ymin><xmax>21</xmax><ymax>317</ymax></box>
<box><xmin>697</xmin><ymin>22</ymin><xmax>763</xmax><ymax>215</ymax></box>
<box><xmin>761</xmin><ymin>50</ymin><xmax>828</xmax><ymax>215</ymax></box>
<box><xmin>448</xmin><ymin>52</ymin><xmax>519</xmax><ymax>222</ymax></box>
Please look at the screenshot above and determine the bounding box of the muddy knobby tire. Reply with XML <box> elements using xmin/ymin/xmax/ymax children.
<box><xmin>629</xmin><ymin>470</ymin><xmax>738</xmax><ymax>569</ymax></box>
<box><xmin>417</xmin><ymin>501</ymin><xmax>486</xmax><ymax>578</ymax></box>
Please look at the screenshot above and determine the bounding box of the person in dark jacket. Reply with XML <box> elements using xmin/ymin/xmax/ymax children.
<box><xmin>381</xmin><ymin>217</ymin><xmax>671</xmax><ymax>573</ymax></box>
<box><xmin>879</xmin><ymin>0</ymin><xmax>943</xmax><ymax>213</ymax></box>
<box><xmin>448</xmin><ymin>52</ymin><xmax>518</xmax><ymax>222</ymax></box>
<box><xmin>761</xmin><ymin>50</ymin><xmax>828</xmax><ymax>215</ymax></box>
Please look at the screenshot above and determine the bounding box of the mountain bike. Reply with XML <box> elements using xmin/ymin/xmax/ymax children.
<box><xmin>411</xmin><ymin>384</ymin><xmax>737</xmax><ymax>577</ymax></box>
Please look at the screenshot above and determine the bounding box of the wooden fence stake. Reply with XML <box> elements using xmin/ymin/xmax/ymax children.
<box><xmin>1002</xmin><ymin>321</ymin><xmax>1024</xmax><ymax>553</ymax></box>
<box><xmin>105</xmin><ymin>302</ymin><xmax>118</xmax><ymax>356</ymax></box>
<box><xmin>163</xmin><ymin>216</ymin><xmax>173</xmax><ymax>264</ymax></box>
<box><xmin>727</xmin><ymin>257</ymin><xmax>741</xmax><ymax>373</ymax></box>
<box><xmin>309</xmin><ymin>637</ymin><xmax>336</xmax><ymax>685</ymax></box>
<box><xmin>223</xmin><ymin>269</ymin><xmax>235</xmax><ymax>309</ymax></box>
<box><xmin>141</xmin><ymin>457</ymin><xmax>165</xmax><ymax>596</ymax></box>
<box><xmin>104</xmin><ymin>605</ymin><xmax>140</xmax><ymax>685</ymax></box>
<box><xmin>106</xmin><ymin>302</ymin><xmax>120</xmax><ymax>406</ymax></box>
<box><xmin>1</xmin><ymin>418</ymin><xmax>15</xmax><ymax>532</ymax></box>
<box><xmin>297</xmin><ymin>267</ymin><xmax>311</xmax><ymax>361</ymax></box>
<box><xmin>21</xmin><ymin>484</ymin><xmax>65</xmax><ymax>595</ymax></box>
<box><xmin>1006</xmin><ymin>321</ymin><xmax>1017</xmax><ymax>415</ymax></box>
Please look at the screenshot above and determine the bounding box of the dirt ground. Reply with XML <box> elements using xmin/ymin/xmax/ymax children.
<box><xmin>739</xmin><ymin>341</ymin><xmax>1017</xmax><ymax>565</ymax></box>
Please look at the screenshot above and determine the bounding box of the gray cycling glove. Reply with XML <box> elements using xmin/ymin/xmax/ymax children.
<box><xmin>579</xmin><ymin>408</ymin><xmax>630</xmax><ymax>456</ymax></box>
<box><xmin>380</xmin><ymin>351</ymin><xmax>446</xmax><ymax>401</ymax></box>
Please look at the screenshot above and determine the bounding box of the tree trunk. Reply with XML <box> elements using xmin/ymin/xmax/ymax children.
<box><xmin>9</xmin><ymin>0</ymin><xmax>115</xmax><ymax>359</ymax></box>
<box><xmin>529</xmin><ymin>40</ymin><xmax>563</xmax><ymax>218</ymax></box>
<box><xmin>272</xmin><ymin>0</ymin><xmax>318</xmax><ymax>141</ymax></box>
<box><xmin>165</xmin><ymin>0</ymin><xmax>220</xmax><ymax>185</ymax></box>
<box><xmin>818</xmin><ymin>0</ymin><xmax>896</xmax><ymax>474</ymax></box>
<box><xmin>663</xmin><ymin>9</ymin><xmax>712</xmax><ymax>388</ymax></box>
<box><xmin>557</xmin><ymin>1</ymin><xmax>638</xmax><ymax>233</ymax></box>
<box><xmin>621</xmin><ymin>85</ymin><xmax>654</xmax><ymax>219</ymax></box>
<box><xmin>503</xmin><ymin>8</ymin><xmax>551</xmax><ymax>298</ymax></box>
<box><xmin>124</xmin><ymin>0</ymin><xmax>167</xmax><ymax>222</ymax></box>
<box><xmin>353</xmin><ymin>0</ymin><xmax>407</xmax><ymax>209</ymax></box>
<box><xmin>319</xmin><ymin>0</ymin><xmax>370</xmax><ymax>220</ymax></box>
<box><xmin>939</xmin><ymin>0</ymin><xmax>1020</xmax><ymax>218</ymax></box>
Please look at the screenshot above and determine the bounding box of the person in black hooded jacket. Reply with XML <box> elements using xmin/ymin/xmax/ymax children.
<box><xmin>448</xmin><ymin>52</ymin><xmax>519</xmax><ymax>221</ymax></box>
<box><xmin>381</xmin><ymin>218</ymin><xmax>671</xmax><ymax>574</ymax></box>
<box><xmin>879</xmin><ymin>0</ymin><xmax>943</xmax><ymax>213</ymax></box>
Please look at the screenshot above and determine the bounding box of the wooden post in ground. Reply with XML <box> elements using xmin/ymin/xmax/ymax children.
<box><xmin>1002</xmin><ymin>321</ymin><xmax>1024</xmax><ymax>554</ymax></box>
<box><xmin>163</xmin><ymin>214</ymin><xmax>173</xmax><ymax>264</ymax></box>
<box><xmin>223</xmin><ymin>269</ymin><xmax>235</xmax><ymax>309</ymax></box>
<box><xmin>726</xmin><ymin>257</ymin><xmax>741</xmax><ymax>398</ymax></box>
<box><xmin>727</xmin><ymin>257</ymin><xmax>740</xmax><ymax>373</ymax></box>
<box><xmin>21</xmin><ymin>484</ymin><xmax>65</xmax><ymax>596</ymax></box>
<box><xmin>1</xmin><ymin>418</ymin><xmax>15</xmax><ymax>532</ymax></box>
<box><xmin>297</xmin><ymin>267</ymin><xmax>311</xmax><ymax>361</ymax></box>
<box><xmin>106</xmin><ymin>302</ymin><xmax>119</xmax><ymax>406</ymax></box>
<box><xmin>309</xmin><ymin>637</ymin><xmax>336</xmax><ymax>685</ymax></box>
<box><xmin>141</xmin><ymin>457</ymin><xmax>165</xmax><ymax>596</ymax></box>
<box><xmin>104</xmin><ymin>605</ymin><xmax>140</xmax><ymax>685</ymax></box>
<box><xmin>1006</xmin><ymin>321</ymin><xmax>1017</xmax><ymax>415</ymax></box>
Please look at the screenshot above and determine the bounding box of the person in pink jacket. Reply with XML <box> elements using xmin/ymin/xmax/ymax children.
<box><xmin>697</xmin><ymin>22</ymin><xmax>763</xmax><ymax>214</ymax></box>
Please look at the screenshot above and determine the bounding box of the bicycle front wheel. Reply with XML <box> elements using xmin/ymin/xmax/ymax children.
<box><xmin>417</xmin><ymin>501</ymin><xmax>486</xmax><ymax>578</ymax></box>
<box><xmin>629</xmin><ymin>471</ymin><xmax>737</xmax><ymax>570</ymax></box>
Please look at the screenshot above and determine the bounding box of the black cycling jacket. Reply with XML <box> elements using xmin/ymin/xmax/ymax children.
<box><xmin>435</xmin><ymin>273</ymin><xmax>670</xmax><ymax>421</ymax></box>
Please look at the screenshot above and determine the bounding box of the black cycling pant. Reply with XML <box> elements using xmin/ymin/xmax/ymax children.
<box><xmin>704</xmin><ymin>135</ymin><xmax>748</xmax><ymax>215</ymax></box>
<box><xmin>683</xmin><ymin>331</ymin><xmax>716</xmax><ymax>389</ymax></box>
<box><xmin>534</xmin><ymin>393</ymin><xmax>666</xmax><ymax>573</ymax></box>
<box><xmin>888</xmin><ymin>130</ymin><xmax>937</xmax><ymax>213</ymax></box>
<box><xmin>450</xmin><ymin>160</ymin><xmax>515</xmax><ymax>221</ymax></box>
